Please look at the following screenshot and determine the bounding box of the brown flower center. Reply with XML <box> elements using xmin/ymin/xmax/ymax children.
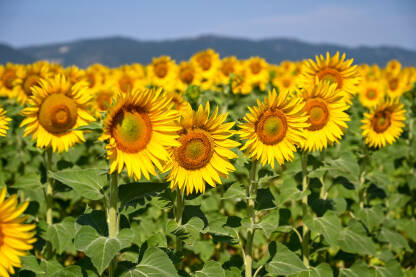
<box><xmin>250</xmin><ymin>62</ymin><xmax>262</xmax><ymax>74</ymax></box>
<box><xmin>388</xmin><ymin>78</ymin><xmax>398</xmax><ymax>91</ymax></box>
<box><xmin>221</xmin><ymin>61</ymin><xmax>234</xmax><ymax>76</ymax></box>
<box><xmin>366</xmin><ymin>88</ymin><xmax>377</xmax><ymax>100</ymax></box>
<box><xmin>197</xmin><ymin>55</ymin><xmax>212</xmax><ymax>71</ymax></box>
<box><xmin>305</xmin><ymin>98</ymin><xmax>329</xmax><ymax>130</ymax></box>
<box><xmin>3</xmin><ymin>70</ymin><xmax>16</xmax><ymax>89</ymax></box>
<box><xmin>111</xmin><ymin>110</ymin><xmax>152</xmax><ymax>153</ymax></box>
<box><xmin>176</xmin><ymin>129</ymin><xmax>214</xmax><ymax>170</ymax></box>
<box><xmin>96</xmin><ymin>91</ymin><xmax>112</xmax><ymax>111</ymax></box>
<box><xmin>23</xmin><ymin>74</ymin><xmax>41</xmax><ymax>96</ymax></box>
<box><xmin>154</xmin><ymin>63</ymin><xmax>168</xmax><ymax>78</ymax></box>
<box><xmin>38</xmin><ymin>94</ymin><xmax>78</xmax><ymax>134</ymax></box>
<box><xmin>119</xmin><ymin>76</ymin><xmax>134</xmax><ymax>93</ymax></box>
<box><xmin>317</xmin><ymin>68</ymin><xmax>343</xmax><ymax>89</ymax></box>
<box><xmin>372</xmin><ymin>110</ymin><xmax>392</xmax><ymax>133</ymax></box>
<box><xmin>256</xmin><ymin>109</ymin><xmax>288</xmax><ymax>145</ymax></box>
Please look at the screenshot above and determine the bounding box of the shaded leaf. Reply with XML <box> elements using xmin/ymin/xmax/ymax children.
<box><xmin>193</xmin><ymin>261</ymin><xmax>226</xmax><ymax>277</ymax></box>
<box><xmin>265</xmin><ymin>242</ymin><xmax>307</xmax><ymax>276</ymax></box>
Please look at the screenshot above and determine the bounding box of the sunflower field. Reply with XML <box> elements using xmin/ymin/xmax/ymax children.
<box><xmin>0</xmin><ymin>50</ymin><xmax>415</xmax><ymax>277</ymax></box>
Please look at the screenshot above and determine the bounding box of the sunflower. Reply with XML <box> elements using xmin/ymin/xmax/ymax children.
<box><xmin>216</xmin><ymin>56</ymin><xmax>240</xmax><ymax>85</ymax></box>
<box><xmin>101</xmin><ymin>88</ymin><xmax>181</xmax><ymax>180</ymax></box>
<box><xmin>112</xmin><ymin>65</ymin><xmax>145</xmax><ymax>93</ymax></box>
<box><xmin>0</xmin><ymin>106</ymin><xmax>11</xmax><ymax>137</ymax></box>
<box><xmin>299</xmin><ymin>81</ymin><xmax>350</xmax><ymax>152</ymax></box>
<box><xmin>20</xmin><ymin>75</ymin><xmax>95</xmax><ymax>152</ymax></box>
<box><xmin>175</xmin><ymin>61</ymin><xmax>200</xmax><ymax>91</ymax></box>
<box><xmin>147</xmin><ymin>56</ymin><xmax>177</xmax><ymax>91</ymax></box>
<box><xmin>91</xmin><ymin>84</ymin><xmax>114</xmax><ymax>117</ymax></box>
<box><xmin>272</xmin><ymin>73</ymin><xmax>297</xmax><ymax>93</ymax></box>
<box><xmin>385</xmin><ymin>73</ymin><xmax>406</xmax><ymax>99</ymax></box>
<box><xmin>230</xmin><ymin>68</ymin><xmax>252</xmax><ymax>95</ymax></box>
<box><xmin>385</xmin><ymin>60</ymin><xmax>401</xmax><ymax>76</ymax></box>
<box><xmin>0</xmin><ymin>186</ymin><xmax>37</xmax><ymax>277</ymax></box>
<box><xmin>361</xmin><ymin>100</ymin><xmax>405</xmax><ymax>148</ymax></box>
<box><xmin>300</xmin><ymin>52</ymin><xmax>360</xmax><ymax>103</ymax></box>
<box><xmin>244</xmin><ymin>57</ymin><xmax>270</xmax><ymax>91</ymax></box>
<box><xmin>165</xmin><ymin>103</ymin><xmax>239</xmax><ymax>195</ymax></box>
<box><xmin>0</xmin><ymin>64</ymin><xmax>18</xmax><ymax>98</ymax></box>
<box><xmin>13</xmin><ymin>62</ymin><xmax>51</xmax><ymax>105</ymax></box>
<box><xmin>358</xmin><ymin>80</ymin><xmax>385</xmax><ymax>108</ymax></box>
<box><xmin>190</xmin><ymin>49</ymin><xmax>220</xmax><ymax>90</ymax></box>
<box><xmin>164</xmin><ymin>91</ymin><xmax>192</xmax><ymax>113</ymax></box>
<box><xmin>239</xmin><ymin>89</ymin><xmax>309</xmax><ymax>168</ymax></box>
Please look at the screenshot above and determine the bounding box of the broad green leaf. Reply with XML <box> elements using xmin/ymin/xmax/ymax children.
<box><xmin>21</xmin><ymin>255</ymin><xmax>45</xmax><ymax>274</ymax></box>
<box><xmin>118</xmin><ymin>228</ymin><xmax>135</xmax><ymax>249</ymax></box>
<box><xmin>257</xmin><ymin>209</ymin><xmax>279</xmax><ymax>238</ymax></box>
<box><xmin>304</xmin><ymin>211</ymin><xmax>341</xmax><ymax>246</ymax></box>
<box><xmin>50</xmin><ymin>265</ymin><xmax>83</xmax><ymax>277</ymax></box>
<box><xmin>74</xmin><ymin>225</ymin><xmax>121</xmax><ymax>275</ymax></box>
<box><xmin>397</xmin><ymin>218</ymin><xmax>416</xmax><ymax>242</ymax></box>
<box><xmin>46</xmin><ymin>218</ymin><xmax>76</xmax><ymax>254</ymax></box>
<box><xmin>372</xmin><ymin>260</ymin><xmax>403</xmax><ymax>277</ymax></box>
<box><xmin>222</xmin><ymin>182</ymin><xmax>246</xmax><ymax>200</ymax></box>
<box><xmin>120</xmin><ymin>247</ymin><xmax>179</xmax><ymax>277</ymax></box>
<box><xmin>168</xmin><ymin>217</ymin><xmax>204</xmax><ymax>246</ymax></box>
<box><xmin>265</xmin><ymin>242</ymin><xmax>307</xmax><ymax>276</ymax></box>
<box><xmin>338</xmin><ymin>221</ymin><xmax>376</xmax><ymax>256</ymax></box>
<box><xmin>40</xmin><ymin>259</ymin><xmax>64</xmax><ymax>276</ymax></box>
<box><xmin>339</xmin><ymin>261</ymin><xmax>372</xmax><ymax>277</ymax></box>
<box><xmin>193</xmin><ymin>261</ymin><xmax>226</xmax><ymax>277</ymax></box>
<box><xmin>379</xmin><ymin>227</ymin><xmax>411</xmax><ymax>253</ymax></box>
<box><xmin>49</xmin><ymin>168</ymin><xmax>106</xmax><ymax>200</ymax></box>
<box><xmin>119</xmin><ymin>182</ymin><xmax>169</xmax><ymax>208</ymax></box>
<box><xmin>356</xmin><ymin>206</ymin><xmax>384</xmax><ymax>231</ymax></box>
<box><xmin>294</xmin><ymin>263</ymin><xmax>333</xmax><ymax>277</ymax></box>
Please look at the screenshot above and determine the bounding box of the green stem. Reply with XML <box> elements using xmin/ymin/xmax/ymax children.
<box><xmin>301</xmin><ymin>151</ymin><xmax>310</xmax><ymax>267</ymax></box>
<box><xmin>108</xmin><ymin>172</ymin><xmax>119</xmax><ymax>277</ymax></box>
<box><xmin>175</xmin><ymin>189</ymin><xmax>184</xmax><ymax>253</ymax></box>
<box><xmin>245</xmin><ymin>160</ymin><xmax>258</xmax><ymax>277</ymax></box>
<box><xmin>44</xmin><ymin>147</ymin><xmax>54</xmax><ymax>225</ymax></box>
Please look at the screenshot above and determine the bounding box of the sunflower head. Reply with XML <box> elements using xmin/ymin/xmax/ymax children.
<box><xmin>358</xmin><ymin>80</ymin><xmax>385</xmax><ymax>108</ymax></box>
<box><xmin>361</xmin><ymin>100</ymin><xmax>406</xmax><ymax>148</ymax></box>
<box><xmin>147</xmin><ymin>56</ymin><xmax>177</xmax><ymax>91</ymax></box>
<box><xmin>0</xmin><ymin>64</ymin><xmax>19</xmax><ymax>98</ymax></box>
<box><xmin>102</xmin><ymin>88</ymin><xmax>181</xmax><ymax>180</ymax></box>
<box><xmin>239</xmin><ymin>89</ymin><xmax>309</xmax><ymax>168</ymax></box>
<box><xmin>0</xmin><ymin>106</ymin><xmax>11</xmax><ymax>137</ymax></box>
<box><xmin>300</xmin><ymin>52</ymin><xmax>361</xmax><ymax>103</ymax></box>
<box><xmin>165</xmin><ymin>103</ymin><xmax>239</xmax><ymax>195</ymax></box>
<box><xmin>0</xmin><ymin>186</ymin><xmax>36</xmax><ymax>277</ymax></box>
<box><xmin>244</xmin><ymin>57</ymin><xmax>270</xmax><ymax>91</ymax></box>
<box><xmin>299</xmin><ymin>80</ymin><xmax>350</xmax><ymax>152</ymax></box>
<box><xmin>190</xmin><ymin>49</ymin><xmax>220</xmax><ymax>89</ymax></box>
<box><xmin>217</xmin><ymin>56</ymin><xmax>240</xmax><ymax>84</ymax></box>
<box><xmin>20</xmin><ymin>75</ymin><xmax>95</xmax><ymax>152</ymax></box>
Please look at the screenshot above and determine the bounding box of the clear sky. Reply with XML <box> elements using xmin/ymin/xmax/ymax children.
<box><xmin>0</xmin><ymin>0</ymin><xmax>415</xmax><ymax>50</ymax></box>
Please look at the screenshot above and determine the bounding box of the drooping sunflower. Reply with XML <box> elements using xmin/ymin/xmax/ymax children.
<box><xmin>101</xmin><ymin>88</ymin><xmax>181</xmax><ymax>180</ymax></box>
<box><xmin>0</xmin><ymin>186</ymin><xmax>37</xmax><ymax>277</ymax></box>
<box><xmin>299</xmin><ymin>81</ymin><xmax>350</xmax><ymax>152</ymax></box>
<box><xmin>147</xmin><ymin>56</ymin><xmax>177</xmax><ymax>91</ymax></box>
<box><xmin>358</xmin><ymin>80</ymin><xmax>385</xmax><ymax>108</ymax></box>
<box><xmin>20</xmin><ymin>75</ymin><xmax>95</xmax><ymax>152</ymax></box>
<box><xmin>165</xmin><ymin>103</ymin><xmax>240</xmax><ymax>195</ymax></box>
<box><xmin>300</xmin><ymin>52</ymin><xmax>360</xmax><ymax>103</ymax></box>
<box><xmin>13</xmin><ymin>62</ymin><xmax>51</xmax><ymax>105</ymax></box>
<box><xmin>0</xmin><ymin>106</ymin><xmax>11</xmax><ymax>137</ymax></box>
<box><xmin>361</xmin><ymin>100</ymin><xmax>406</xmax><ymax>148</ymax></box>
<box><xmin>239</xmin><ymin>89</ymin><xmax>309</xmax><ymax>168</ymax></box>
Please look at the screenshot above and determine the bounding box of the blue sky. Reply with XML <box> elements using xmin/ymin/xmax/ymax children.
<box><xmin>0</xmin><ymin>0</ymin><xmax>415</xmax><ymax>49</ymax></box>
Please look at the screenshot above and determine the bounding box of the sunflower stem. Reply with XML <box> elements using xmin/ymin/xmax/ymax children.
<box><xmin>44</xmin><ymin>147</ymin><xmax>54</xmax><ymax>225</ymax></box>
<box><xmin>108</xmin><ymin>172</ymin><xmax>119</xmax><ymax>277</ymax></box>
<box><xmin>301</xmin><ymin>151</ymin><xmax>310</xmax><ymax>267</ymax></box>
<box><xmin>245</xmin><ymin>159</ymin><xmax>258</xmax><ymax>277</ymax></box>
<box><xmin>175</xmin><ymin>189</ymin><xmax>184</xmax><ymax>253</ymax></box>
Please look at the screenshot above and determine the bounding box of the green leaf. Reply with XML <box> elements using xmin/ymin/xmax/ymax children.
<box><xmin>118</xmin><ymin>228</ymin><xmax>135</xmax><ymax>249</ymax></box>
<box><xmin>339</xmin><ymin>261</ymin><xmax>372</xmax><ymax>277</ymax></box>
<box><xmin>50</xmin><ymin>265</ymin><xmax>83</xmax><ymax>277</ymax></box>
<box><xmin>294</xmin><ymin>263</ymin><xmax>333</xmax><ymax>277</ymax></box>
<box><xmin>74</xmin><ymin>225</ymin><xmax>121</xmax><ymax>275</ymax></box>
<box><xmin>21</xmin><ymin>255</ymin><xmax>45</xmax><ymax>274</ymax></box>
<box><xmin>46</xmin><ymin>218</ymin><xmax>76</xmax><ymax>254</ymax></box>
<box><xmin>74</xmin><ymin>121</ymin><xmax>103</xmax><ymax>131</ymax></box>
<box><xmin>379</xmin><ymin>227</ymin><xmax>411</xmax><ymax>253</ymax></box>
<box><xmin>397</xmin><ymin>218</ymin><xmax>416</xmax><ymax>242</ymax></box>
<box><xmin>356</xmin><ymin>206</ymin><xmax>384</xmax><ymax>231</ymax></box>
<box><xmin>265</xmin><ymin>242</ymin><xmax>307</xmax><ymax>276</ymax></box>
<box><xmin>338</xmin><ymin>221</ymin><xmax>377</xmax><ymax>256</ymax></box>
<box><xmin>49</xmin><ymin>168</ymin><xmax>106</xmax><ymax>200</ymax></box>
<box><xmin>168</xmin><ymin>217</ymin><xmax>204</xmax><ymax>246</ymax></box>
<box><xmin>304</xmin><ymin>211</ymin><xmax>341</xmax><ymax>246</ymax></box>
<box><xmin>372</xmin><ymin>260</ymin><xmax>403</xmax><ymax>277</ymax></box>
<box><xmin>40</xmin><ymin>259</ymin><xmax>64</xmax><ymax>276</ymax></box>
<box><xmin>257</xmin><ymin>209</ymin><xmax>279</xmax><ymax>238</ymax></box>
<box><xmin>222</xmin><ymin>182</ymin><xmax>246</xmax><ymax>200</ymax></box>
<box><xmin>120</xmin><ymin>247</ymin><xmax>179</xmax><ymax>277</ymax></box>
<box><xmin>119</xmin><ymin>182</ymin><xmax>169</xmax><ymax>208</ymax></box>
<box><xmin>193</xmin><ymin>261</ymin><xmax>226</xmax><ymax>277</ymax></box>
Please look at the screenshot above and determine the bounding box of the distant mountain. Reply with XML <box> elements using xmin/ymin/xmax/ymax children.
<box><xmin>0</xmin><ymin>43</ymin><xmax>35</xmax><ymax>64</ymax></box>
<box><xmin>2</xmin><ymin>35</ymin><xmax>416</xmax><ymax>67</ymax></box>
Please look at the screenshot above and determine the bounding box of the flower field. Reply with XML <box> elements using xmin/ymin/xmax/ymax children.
<box><xmin>0</xmin><ymin>50</ymin><xmax>415</xmax><ymax>277</ymax></box>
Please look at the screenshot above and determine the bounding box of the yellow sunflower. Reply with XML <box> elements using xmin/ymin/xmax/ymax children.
<box><xmin>0</xmin><ymin>106</ymin><xmax>11</xmax><ymax>137</ymax></box>
<box><xmin>164</xmin><ymin>91</ymin><xmax>192</xmax><ymax>113</ymax></box>
<box><xmin>0</xmin><ymin>64</ymin><xmax>18</xmax><ymax>98</ymax></box>
<box><xmin>0</xmin><ymin>186</ymin><xmax>36</xmax><ymax>277</ymax></box>
<box><xmin>175</xmin><ymin>61</ymin><xmax>200</xmax><ymax>91</ymax></box>
<box><xmin>216</xmin><ymin>56</ymin><xmax>240</xmax><ymax>85</ymax></box>
<box><xmin>272</xmin><ymin>73</ymin><xmax>297</xmax><ymax>93</ymax></box>
<box><xmin>165</xmin><ymin>103</ymin><xmax>239</xmax><ymax>195</ymax></box>
<box><xmin>91</xmin><ymin>84</ymin><xmax>114</xmax><ymax>117</ymax></box>
<box><xmin>385</xmin><ymin>73</ymin><xmax>406</xmax><ymax>99</ymax></box>
<box><xmin>147</xmin><ymin>56</ymin><xmax>177</xmax><ymax>91</ymax></box>
<box><xmin>101</xmin><ymin>88</ymin><xmax>181</xmax><ymax>180</ymax></box>
<box><xmin>112</xmin><ymin>65</ymin><xmax>145</xmax><ymax>93</ymax></box>
<box><xmin>361</xmin><ymin>100</ymin><xmax>406</xmax><ymax>148</ymax></box>
<box><xmin>20</xmin><ymin>75</ymin><xmax>95</xmax><ymax>152</ymax></box>
<box><xmin>385</xmin><ymin>60</ymin><xmax>401</xmax><ymax>76</ymax></box>
<box><xmin>244</xmin><ymin>57</ymin><xmax>270</xmax><ymax>91</ymax></box>
<box><xmin>358</xmin><ymin>80</ymin><xmax>385</xmax><ymax>108</ymax></box>
<box><xmin>239</xmin><ymin>89</ymin><xmax>309</xmax><ymax>168</ymax></box>
<box><xmin>299</xmin><ymin>81</ymin><xmax>350</xmax><ymax>152</ymax></box>
<box><xmin>13</xmin><ymin>62</ymin><xmax>51</xmax><ymax>105</ymax></box>
<box><xmin>190</xmin><ymin>49</ymin><xmax>220</xmax><ymax>90</ymax></box>
<box><xmin>300</xmin><ymin>52</ymin><xmax>360</xmax><ymax>103</ymax></box>
<box><xmin>230</xmin><ymin>68</ymin><xmax>252</xmax><ymax>95</ymax></box>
